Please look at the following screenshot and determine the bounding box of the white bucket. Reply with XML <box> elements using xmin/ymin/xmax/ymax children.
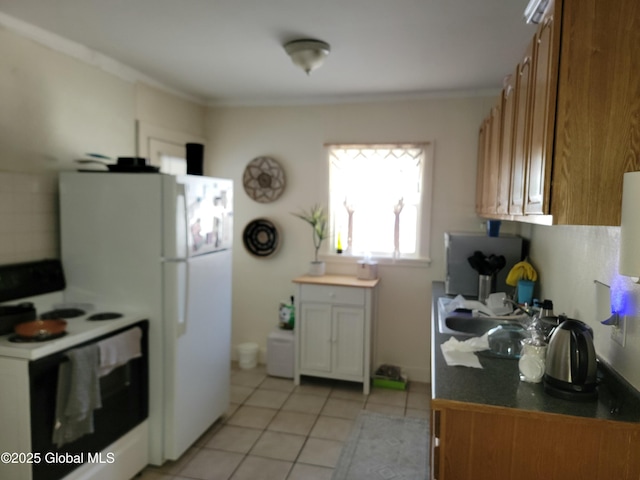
<box><xmin>237</xmin><ymin>342</ymin><xmax>259</xmax><ymax>369</ymax></box>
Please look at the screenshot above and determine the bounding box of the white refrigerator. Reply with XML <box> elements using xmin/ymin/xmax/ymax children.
<box><xmin>59</xmin><ymin>171</ymin><xmax>233</xmax><ymax>465</ymax></box>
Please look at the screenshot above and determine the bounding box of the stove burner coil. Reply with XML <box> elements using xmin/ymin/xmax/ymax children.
<box><xmin>87</xmin><ymin>312</ymin><xmax>123</xmax><ymax>321</ymax></box>
<box><xmin>40</xmin><ymin>308</ymin><xmax>85</xmax><ymax>319</ymax></box>
<box><xmin>8</xmin><ymin>331</ymin><xmax>68</xmax><ymax>343</ymax></box>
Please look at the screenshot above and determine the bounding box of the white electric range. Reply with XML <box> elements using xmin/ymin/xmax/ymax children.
<box><xmin>0</xmin><ymin>260</ymin><xmax>151</xmax><ymax>480</ymax></box>
<box><xmin>0</xmin><ymin>291</ymin><xmax>149</xmax><ymax>360</ymax></box>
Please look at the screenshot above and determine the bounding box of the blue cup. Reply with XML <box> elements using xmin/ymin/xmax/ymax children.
<box><xmin>487</xmin><ymin>220</ymin><xmax>501</xmax><ymax>237</ymax></box>
<box><xmin>517</xmin><ymin>280</ymin><xmax>535</xmax><ymax>305</ymax></box>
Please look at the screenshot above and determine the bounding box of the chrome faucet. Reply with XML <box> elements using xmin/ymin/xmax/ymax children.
<box><xmin>503</xmin><ymin>298</ymin><xmax>535</xmax><ymax>317</ymax></box>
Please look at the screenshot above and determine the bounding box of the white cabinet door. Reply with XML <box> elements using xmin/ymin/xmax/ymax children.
<box><xmin>332</xmin><ymin>306</ymin><xmax>365</xmax><ymax>377</ymax></box>
<box><xmin>300</xmin><ymin>303</ymin><xmax>332</xmax><ymax>372</ymax></box>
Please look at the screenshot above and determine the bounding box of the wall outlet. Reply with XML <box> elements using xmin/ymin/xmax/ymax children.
<box><xmin>611</xmin><ymin>315</ymin><xmax>627</xmax><ymax>347</ymax></box>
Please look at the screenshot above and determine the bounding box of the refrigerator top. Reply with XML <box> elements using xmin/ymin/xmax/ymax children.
<box><xmin>59</xmin><ymin>172</ymin><xmax>233</xmax><ymax>261</ymax></box>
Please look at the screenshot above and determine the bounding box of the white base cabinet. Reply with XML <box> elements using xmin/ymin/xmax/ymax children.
<box><xmin>293</xmin><ymin>275</ymin><xmax>379</xmax><ymax>394</ymax></box>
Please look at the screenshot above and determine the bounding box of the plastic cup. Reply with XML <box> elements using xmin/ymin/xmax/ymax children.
<box><xmin>517</xmin><ymin>280</ymin><xmax>535</xmax><ymax>305</ymax></box>
<box><xmin>487</xmin><ymin>220</ymin><xmax>501</xmax><ymax>237</ymax></box>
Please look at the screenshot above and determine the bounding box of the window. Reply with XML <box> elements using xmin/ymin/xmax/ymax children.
<box><xmin>328</xmin><ymin>143</ymin><xmax>433</xmax><ymax>261</ymax></box>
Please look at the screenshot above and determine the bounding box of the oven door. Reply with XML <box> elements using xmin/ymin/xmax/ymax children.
<box><xmin>29</xmin><ymin>321</ymin><xmax>148</xmax><ymax>480</ymax></box>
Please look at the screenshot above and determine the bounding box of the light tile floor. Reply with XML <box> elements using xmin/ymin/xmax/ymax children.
<box><xmin>140</xmin><ymin>365</ymin><xmax>431</xmax><ymax>480</ymax></box>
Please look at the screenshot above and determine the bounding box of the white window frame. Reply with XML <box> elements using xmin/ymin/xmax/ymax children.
<box><xmin>325</xmin><ymin>142</ymin><xmax>434</xmax><ymax>265</ymax></box>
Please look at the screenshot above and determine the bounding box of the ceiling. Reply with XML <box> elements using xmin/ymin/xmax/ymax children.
<box><xmin>0</xmin><ymin>0</ymin><xmax>537</xmax><ymax>106</ymax></box>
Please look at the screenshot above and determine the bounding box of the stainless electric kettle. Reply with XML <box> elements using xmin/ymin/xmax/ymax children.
<box><xmin>543</xmin><ymin>316</ymin><xmax>598</xmax><ymax>401</ymax></box>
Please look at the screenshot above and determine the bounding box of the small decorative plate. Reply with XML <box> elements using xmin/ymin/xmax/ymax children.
<box><xmin>242</xmin><ymin>156</ymin><xmax>286</xmax><ymax>203</ymax></box>
<box><xmin>243</xmin><ymin>218</ymin><xmax>280</xmax><ymax>257</ymax></box>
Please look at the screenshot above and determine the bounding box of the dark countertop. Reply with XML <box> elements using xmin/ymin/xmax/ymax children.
<box><xmin>431</xmin><ymin>281</ymin><xmax>640</xmax><ymax>423</ymax></box>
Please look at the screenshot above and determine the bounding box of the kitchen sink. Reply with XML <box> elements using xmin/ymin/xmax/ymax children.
<box><xmin>437</xmin><ymin>297</ymin><xmax>527</xmax><ymax>336</ymax></box>
<box><xmin>443</xmin><ymin>314</ymin><xmax>522</xmax><ymax>335</ymax></box>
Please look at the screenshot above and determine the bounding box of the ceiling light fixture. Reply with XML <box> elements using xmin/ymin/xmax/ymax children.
<box><xmin>523</xmin><ymin>0</ymin><xmax>550</xmax><ymax>24</ymax></box>
<box><xmin>283</xmin><ymin>39</ymin><xmax>330</xmax><ymax>75</ymax></box>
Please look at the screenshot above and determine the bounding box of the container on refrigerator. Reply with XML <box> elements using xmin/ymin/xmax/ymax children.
<box><xmin>59</xmin><ymin>172</ymin><xmax>233</xmax><ymax>465</ymax></box>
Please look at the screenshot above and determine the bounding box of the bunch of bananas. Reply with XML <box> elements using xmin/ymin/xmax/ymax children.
<box><xmin>506</xmin><ymin>260</ymin><xmax>538</xmax><ymax>286</ymax></box>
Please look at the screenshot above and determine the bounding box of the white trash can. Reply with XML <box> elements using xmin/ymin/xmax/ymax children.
<box><xmin>267</xmin><ymin>329</ymin><xmax>295</xmax><ymax>378</ymax></box>
<box><xmin>237</xmin><ymin>342</ymin><xmax>259</xmax><ymax>369</ymax></box>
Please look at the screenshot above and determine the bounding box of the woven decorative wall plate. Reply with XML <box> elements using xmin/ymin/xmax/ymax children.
<box><xmin>242</xmin><ymin>156</ymin><xmax>286</xmax><ymax>203</ymax></box>
<box><xmin>242</xmin><ymin>218</ymin><xmax>280</xmax><ymax>257</ymax></box>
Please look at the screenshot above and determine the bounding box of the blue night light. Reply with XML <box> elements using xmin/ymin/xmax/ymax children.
<box><xmin>610</xmin><ymin>276</ymin><xmax>634</xmax><ymax>316</ymax></box>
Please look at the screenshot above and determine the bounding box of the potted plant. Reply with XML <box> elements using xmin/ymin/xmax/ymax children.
<box><xmin>293</xmin><ymin>205</ymin><xmax>328</xmax><ymax>276</ymax></box>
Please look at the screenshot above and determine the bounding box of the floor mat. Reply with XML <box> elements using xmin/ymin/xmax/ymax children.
<box><xmin>332</xmin><ymin>411</ymin><xmax>430</xmax><ymax>480</ymax></box>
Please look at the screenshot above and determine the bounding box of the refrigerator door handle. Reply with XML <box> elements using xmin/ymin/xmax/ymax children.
<box><xmin>176</xmin><ymin>182</ymin><xmax>190</xmax><ymax>259</ymax></box>
<box><xmin>176</xmin><ymin>259</ymin><xmax>190</xmax><ymax>337</ymax></box>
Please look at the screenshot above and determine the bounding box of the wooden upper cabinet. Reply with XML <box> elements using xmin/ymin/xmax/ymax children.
<box><xmin>476</xmin><ymin>100</ymin><xmax>502</xmax><ymax>216</ymax></box>
<box><xmin>475</xmin><ymin>117</ymin><xmax>488</xmax><ymax>215</ymax></box>
<box><xmin>497</xmin><ymin>73</ymin><xmax>516</xmax><ymax>215</ymax></box>
<box><xmin>483</xmin><ymin>102</ymin><xmax>502</xmax><ymax>213</ymax></box>
<box><xmin>525</xmin><ymin>1</ymin><xmax>560</xmax><ymax>215</ymax></box>
<box><xmin>509</xmin><ymin>40</ymin><xmax>534</xmax><ymax>216</ymax></box>
<box><xmin>480</xmin><ymin>115</ymin><xmax>493</xmax><ymax>214</ymax></box>
<box><xmin>551</xmin><ymin>0</ymin><xmax>640</xmax><ymax>225</ymax></box>
<box><xmin>477</xmin><ymin>0</ymin><xmax>640</xmax><ymax>225</ymax></box>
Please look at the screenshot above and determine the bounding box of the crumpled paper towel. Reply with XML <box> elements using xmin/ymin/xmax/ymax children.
<box><xmin>440</xmin><ymin>334</ymin><xmax>489</xmax><ymax>369</ymax></box>
<box><xmin>444</xmin><ymin>295</ymin><xmax>495</xmax><ymax>316</ymax></box>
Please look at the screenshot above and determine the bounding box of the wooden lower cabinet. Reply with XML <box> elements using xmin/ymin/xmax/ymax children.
<box><xmin>431</xmin><ymin>400</ymin><xmax>640</xmax><ymax>480</ymax></box>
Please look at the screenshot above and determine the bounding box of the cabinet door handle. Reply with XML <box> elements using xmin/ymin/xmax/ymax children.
<box><xmin>537</xmin><ymin>16</ymin><xmax>553</xmax><ymax>44</ymax></box>
<box><xmin>505</xmin><ymin>84</ymin><xmax>513</xmax><ymax>96</ymax></box>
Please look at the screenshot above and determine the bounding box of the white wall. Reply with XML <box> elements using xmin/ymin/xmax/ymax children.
<box><xmin>0</xmin><ymin>27</ymin><xmax>133</xmax><ymax>263</ymax></box>
<box><xmin>0</xmin><ymin>27</ymin><xmax>205</xmax><ymax>264</ymax></box>
<box><xmin>135</xmin><ymin>83</ymin><xmax>206</xmax><ymax>138</ymax></box>
<box><xmin>525</xmin><ymin>224</ymin><xmax>640</xmax><ymax>390</ymax></box>
<box><xmin>0</xmin><ymin>28</ymin><xmax>135</xmax><ymax>172</ymax></box>
<box><xmin>206</xmin><ymin>97</ymin><xmax>495</xmax><ymax>381</ymax></box>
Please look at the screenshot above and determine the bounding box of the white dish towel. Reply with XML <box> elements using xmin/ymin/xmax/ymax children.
<box><xmin>52</xmin><ymin>344</ymin><xmax>101</xmax><ymax>447</ymax></box>
<box><xmin>98</xmin><ymin>327</ymin><xmax>142</xmax><ymax>376</ymax></box>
